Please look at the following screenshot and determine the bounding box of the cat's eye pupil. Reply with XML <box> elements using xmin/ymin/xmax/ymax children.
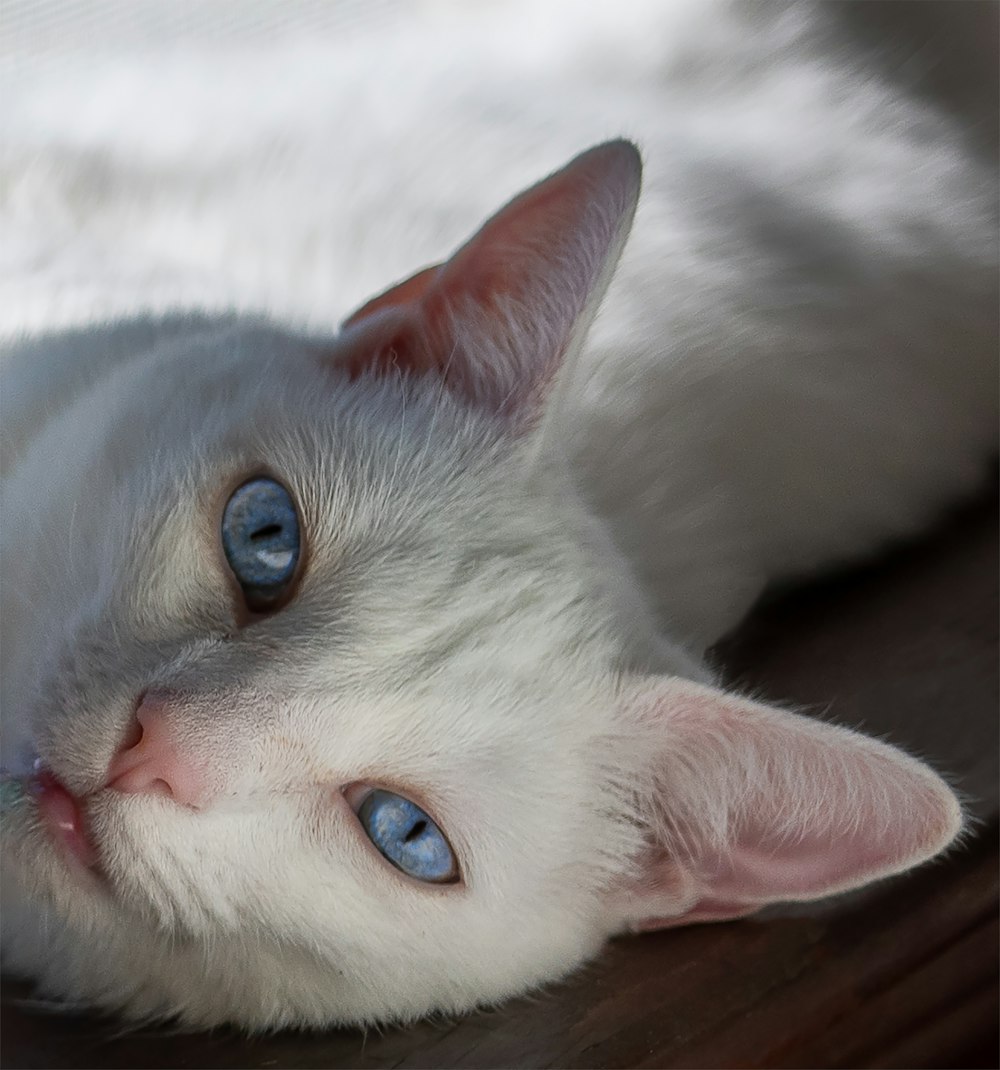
<box><xmin>357</xmin><ymin>790</ymin><xmax>458</xmax><ymax>884</ymax></box>
<box><xmin>404</xmin><ymin>820</ymin><xmax>427</xmax><ymax>843</ymax></box>
<box><xmin>221</xmin><ymin>478</ymin><xmax>301</xmax><ymax>612</ymax></box>
<box><xmin>250</xmin><ymin>524</ymin><xmax>282</xmax><ymax>541</ymax></box>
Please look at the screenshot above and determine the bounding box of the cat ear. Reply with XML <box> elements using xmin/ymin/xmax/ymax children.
<box><xmin>607</xmin><ymin>676</ymin><xmax>963</xmax><ymax>930</ymax></box>
<box><xmin>336</xmin><ymin>140</ymin><xmax>641</xmax><ymax>422</ymax></box>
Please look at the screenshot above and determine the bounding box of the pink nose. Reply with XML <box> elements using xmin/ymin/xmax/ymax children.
<box><xmin>105</xmin><ymin>693</ymin><xmax>208</xmax><ymax>808</ymax></box>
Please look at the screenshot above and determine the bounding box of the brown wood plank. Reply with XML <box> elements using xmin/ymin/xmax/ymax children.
<box><xmin>2</xmin><ymin>493</ymin><xmax>996</xmax><ymax>1070</ymax></box>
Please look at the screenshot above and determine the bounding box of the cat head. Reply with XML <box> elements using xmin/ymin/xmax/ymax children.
<box><xmin>1</xmin><ymin>141</ymin><xmax>960</xmax><ymax>1029</ymax></box>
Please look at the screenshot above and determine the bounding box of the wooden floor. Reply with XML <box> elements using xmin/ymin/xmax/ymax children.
<box><xmin>2</xmin><ymin>492</ymin><xmax>997</xmax><ymax>1070</ymax></box>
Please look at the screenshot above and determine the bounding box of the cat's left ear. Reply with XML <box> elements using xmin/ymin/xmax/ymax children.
<box><xmin>336</xmin><ymin>140</ymin><xmax>641</xmax><ymax>423</ymax></box>
<box><xmin>606</xmin><ymin>675</ymin><xmax>963</xmax><ymax>930</ymax></box>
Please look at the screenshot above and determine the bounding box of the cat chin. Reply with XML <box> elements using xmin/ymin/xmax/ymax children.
<box><xmin>1</xmin><ymin>865</ymin><xmax>606</xmax><ymax>1033</ymax></box>
<box><xmin>1</xmin><ymin>796</ymin><xmax>611</xmax><ymax>1032</ymax></box>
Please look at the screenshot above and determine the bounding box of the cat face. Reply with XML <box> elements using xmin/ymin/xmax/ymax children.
<box><xmin>1</xmin><ymin>143</ymin><xmax>960</xmax><ymax>1029</ymax></box>
<box><xmin>1</xmin><ymin>145</ymin><xmax>658</xmax><ymax>1026</ymax></box>
<box><xmin>2</xmin><ymin>347</ymin><xmax>638</xmax><ymax>1028</ymax></box>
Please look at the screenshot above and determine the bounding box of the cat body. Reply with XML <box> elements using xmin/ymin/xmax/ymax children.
<box><xmin>1</xmin><ymin>0</ymin><xmax>996</xmax><ymax>1030</ymax></box>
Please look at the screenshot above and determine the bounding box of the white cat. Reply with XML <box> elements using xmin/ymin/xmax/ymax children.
<box><xmin>1</xmin><ymin>0</ymin><xmax>996</xmax><ymax>1032</ymax></box>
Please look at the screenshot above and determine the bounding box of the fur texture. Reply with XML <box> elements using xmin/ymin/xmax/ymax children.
<box><xmin>1</xmin><ymin>0</ymin><xmax>996</xmax><ymax>1031</ymax></box>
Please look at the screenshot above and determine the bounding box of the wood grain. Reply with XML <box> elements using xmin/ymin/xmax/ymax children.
<box><xmin>2</xmin><ymin>493</ymin><xmax>996</xmax><ymax>1069</ymax></box>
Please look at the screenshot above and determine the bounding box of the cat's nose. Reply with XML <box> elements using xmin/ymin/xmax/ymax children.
<box><xmin>105</xmin><ymin>692</ymin><xmax>208</xmax><ymax>808</ymax></box>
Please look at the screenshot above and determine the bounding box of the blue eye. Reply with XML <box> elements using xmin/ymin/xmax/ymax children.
<box><xmin>221</xmin><ymin>478</ymin><xmax>301</xmax><ymax>610</ymax></box>
<box><xmin>357</xmin><ymin>790</ymin><xmax>458</xmax><ymax>884</ymax></box>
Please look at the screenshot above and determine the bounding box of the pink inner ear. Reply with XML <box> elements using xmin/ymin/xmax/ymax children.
<box><xmin>334</xmin><ymin>140</ymin><xmax>642</xmax><ymax>418</ymax></box>
<box><xmin>430</xmin><ymin>152</ymin><xmax>626</xmax><ymax>312</ymax></box>
<box><xmin>609</xmin><ymin>677</ymin><xmax>963</xmax><ymax>932</ymax></box>
<box><xmin>342</xmin><ymin>265</ymin><xmax>442</xmax><ymax>329</ymax></box>
<box><xmin>335</xmin><ymin>306</ymin><xmax>438</xmax><ymax>383</ymax></box>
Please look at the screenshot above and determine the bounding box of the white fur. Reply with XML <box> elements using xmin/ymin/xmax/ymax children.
<box><xmin>1</xmin><ymin>0</ymin><xmax>995</xmax><ymax>1031</ymax></box>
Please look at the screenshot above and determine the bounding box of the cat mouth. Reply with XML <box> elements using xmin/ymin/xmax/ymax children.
<box><xmin>25</xmin><ymin>766</ymin><xmax>101</xmax><ymax>872</ymax></box>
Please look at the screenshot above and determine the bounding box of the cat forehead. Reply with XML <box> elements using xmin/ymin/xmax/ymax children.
<box><xmin>109</xmin><ymin>320</ymin><xmax>500</xmax><ymax>462</ymax></box>
<box><xmin>49</xmin><ymin>320</ymin><xmax>549</xmax><ymax>580</ymax></box>
<box><xmin>109</xmin><ymin>324</ymin><xmax>591</xmax><ymax>580</ymax></box>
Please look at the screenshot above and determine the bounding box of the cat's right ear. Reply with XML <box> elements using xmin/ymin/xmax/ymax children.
<box><xmin>604</xmin><ymin>676</ymin><xmax>964</xmax><ymax>932</ymax></box>
<box><xmin>334</xmin><ymin>140</ymin><xmax>642</xmax><ymax>425</ymax></box>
